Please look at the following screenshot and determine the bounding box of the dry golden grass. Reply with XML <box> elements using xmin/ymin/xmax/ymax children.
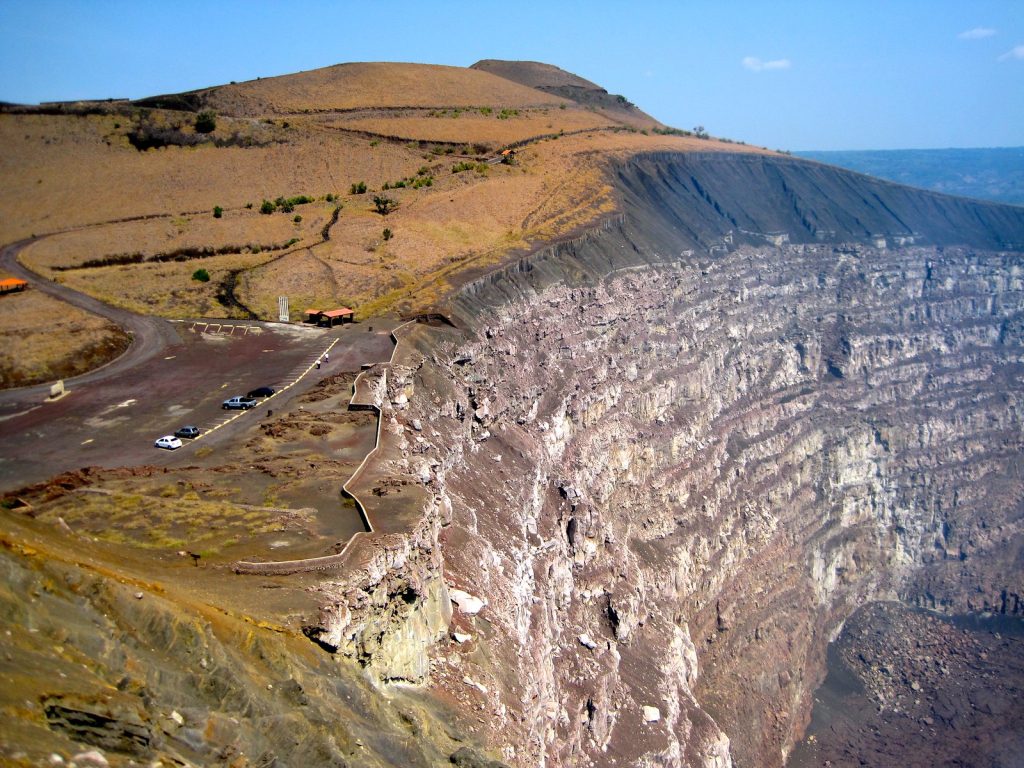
<box><xmin>0</xmin><ymin>289</ymin><xmax>129</xmax><ymax>387</ymax></box>
<box><xmin>0</xmin><ymin>113</ymin><xmax>420</xmax><ymax>244</ymax></box>
<box><xmin>22</xmin><ymin>206</ymin><xmax>328</xmax><ymax>273</ymax></box>
<box><xmin>33</xmin><ymin>488</ymin><xmax>302</xmax><ymax>555</ymax></box>
<box><xmin>332</xmin><ymin>107</ymin><xmax>615</xmax><ymax>145</ymax></box>
<box><xmin>58</xmin><ymin>251</ymin><xmax>273</xmax><ymax>318</ymax></box>
<box><xmin>203</xmin><ymin>62</ymin><xmax>565</xmax><ymax>115</ymax></box>
<box><xmin>1</xmin><ymin>62</ymin><xmax>777</xmax><ymax>330</ymax></box>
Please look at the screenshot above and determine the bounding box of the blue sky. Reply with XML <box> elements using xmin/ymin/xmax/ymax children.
<box><xmin>0</xmin><ymin>0</ymin><xmax>1021</xmax><ymax>151</ymax></box>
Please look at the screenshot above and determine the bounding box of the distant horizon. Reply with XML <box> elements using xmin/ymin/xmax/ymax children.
<box><xmin>796</xmin><ymin>145</ymin><xmax>1024</xmax><ymax>153</ymax></box>
<box><xmin>795</xmin><ymin>145</ymin><xmax>1024</xmax><ymax>206</ymax></box>
<box><xmin>1</xmin><ymin>1</ymin><xmax>1022</xmax><ymax>152</ymax></box>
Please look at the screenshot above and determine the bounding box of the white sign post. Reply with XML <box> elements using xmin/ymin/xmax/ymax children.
<box><xmin>278</xmin><ymin>296</ymin><xmax>289</xmax><ymax>323</ymax></box>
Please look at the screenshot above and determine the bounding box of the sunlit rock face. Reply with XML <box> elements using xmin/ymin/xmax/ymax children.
<box><xmin>384</xmin><ymin>153</ymin><xmax>1024</xmax><ymax>767</ymax></box>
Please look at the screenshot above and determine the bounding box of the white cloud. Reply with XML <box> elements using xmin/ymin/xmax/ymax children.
<box><xmin>999</xmin><ymin>45</ymin><xmax>1024</xmax><ymax>61</ymax></box>
<box><xmin>742</xmin><ymin>56</ymin><xmax>791</xmax><ymax>72</ymax></box>
<box><xmin>958</xmin><ymin>27</ymin><xmax>996</xmax><ymax>40</ymax></box>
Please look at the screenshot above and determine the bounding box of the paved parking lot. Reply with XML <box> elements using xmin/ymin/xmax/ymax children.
<box><xmin>0</xmin><ymin>319</ymin><xmax>398</xmax><ymax>493</ymax></box>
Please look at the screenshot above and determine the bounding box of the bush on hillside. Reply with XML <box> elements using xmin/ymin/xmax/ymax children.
<box><xmin>373</xmin><ymin>195</ymin><xmax>396</xmax><ymax>215</ymax></box>
<box><xmin>194</xmin><ymin>111</ymin><xmax>217</xmax><ymax>134</ymax></box>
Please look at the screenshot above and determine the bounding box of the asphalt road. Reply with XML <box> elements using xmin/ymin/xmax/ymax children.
<box><xmin>0</xmin><ymin>237</ymin><xmax>182</xmax><ymax>402</ymax></box>
<box><xmin>0</xmin><ymin>236</ymin><xmax>399</xmax><ymax>493</ymax></box>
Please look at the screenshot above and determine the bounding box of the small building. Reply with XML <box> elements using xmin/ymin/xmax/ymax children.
<box><xmin>0</xmin><ymin>278</ymin><xmax>28</xmax><ymax>295</ymax></box>
<box><xmin>304</xmin><ymin>307</ymin><xmax>354</xmax><ymax>326</ymax></box>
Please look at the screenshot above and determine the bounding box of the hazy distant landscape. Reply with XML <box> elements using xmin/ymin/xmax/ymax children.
<box><xmin>796</xmin><ymin>147</ymin><xmax>1024</xmax><ymax>206</ymax></box>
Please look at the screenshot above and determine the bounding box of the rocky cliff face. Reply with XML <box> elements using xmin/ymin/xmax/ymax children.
<box><xmin>332</xmin><ymin>153</ymin><xmax>1024</xmax><ymax>766</ymax></box>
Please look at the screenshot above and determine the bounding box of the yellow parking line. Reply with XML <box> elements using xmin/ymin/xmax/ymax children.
<box><xmin>191</xmin><ymin>339</ymin><xmax>339</xmax><ymax>443</ymax></box>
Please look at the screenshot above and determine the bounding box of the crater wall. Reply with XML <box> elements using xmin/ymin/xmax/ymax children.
<box><xmin>354</xmin><ymin>153</ymin><xmax>1024</xmax><ymax>767</ymax></box>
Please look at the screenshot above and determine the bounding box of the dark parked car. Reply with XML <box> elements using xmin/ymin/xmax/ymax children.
<box><xmin>222</xmin><ymin>396</ymin><xmax>257</xmax><ymax>410</ymax></box>
<box><xmin>246</xmin><ymin>386</ymin><xmax>275</xmax><ymax>398</ymax></box>
<box><xmin>174</xmin><ymin>425</ymin><xmax>200</xmax><ymax>439</ymax></box>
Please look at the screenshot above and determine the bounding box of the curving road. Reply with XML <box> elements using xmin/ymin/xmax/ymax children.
<box><xmin>0</xmin><ymin>236</ymin><xmax>181</xmax><ymax>404</ymax></box>
<box><xmin>0</xmin><ymin>235</ymin><xmax>400</xmax><ymax>493</ymax></box>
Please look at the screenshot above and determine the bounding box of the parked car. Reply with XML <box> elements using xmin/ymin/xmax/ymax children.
<box><xmin>174</xmin><ymin>425</ymin><xmax>200</xmax><ymax>439</ymax></box>
<box><xmin>155</xmin><ymin>435</ymin><xmax>183</xmax><ymax>450</ymax></box>
<box><xmin>246</xmin><ymin>386</ymin><xmax>275</xmax><ymax>398</ymax></box>
<box><xmin>222</xmin><ymin>396</ymin><xmax>257</xmax><ymax>410</ymax></box>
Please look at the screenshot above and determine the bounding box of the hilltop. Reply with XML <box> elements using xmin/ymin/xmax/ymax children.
<box><xmin>471</xmin><ymin>59</ymin><xmax>662</xmax><ymax>129</ymax></box>
<box><xmin>0</xmin><ymin>60</ymin><xmax>755</xmax><ymax>383</ymax></box>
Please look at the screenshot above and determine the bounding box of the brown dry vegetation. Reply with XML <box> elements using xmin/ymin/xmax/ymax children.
<box><xmin>33</xmin><ymin>488</ymin><xmax>300</xmax><ymax>555</ymax></box>
<box><xmin>332</xmin><ymin>106</ymin><xmax>615</xmax><ymax>145</ymax></box>
<box><xmin>0</xmin><ymin>288</ymin><xmax>129</xmax><ymax>387</ymax></box>
<box><xmin>1</xmin><ymin>61</ymin><xmax>773</xmax><ymax>369</ymax></box>
<box><xmin>201</xmin><ymin>62</ymin><xmax>567</xmax><ymax>115</ymax></box>
<box><xmin>22</xmin><ymin>207</ymin><xmax>327</xmax><ymax>272</ymax></box>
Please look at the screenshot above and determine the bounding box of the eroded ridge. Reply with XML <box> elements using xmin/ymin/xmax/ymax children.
<box><xmin>380</xmin><ymin>242</ymin><xmax>1024</xmax><ymax>766</ymax></box>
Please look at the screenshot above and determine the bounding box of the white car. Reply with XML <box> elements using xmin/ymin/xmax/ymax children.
<box><xmin>154</xmin><ymin>435</ymin><xmax>183</xmax><ymax>450</ymax></box>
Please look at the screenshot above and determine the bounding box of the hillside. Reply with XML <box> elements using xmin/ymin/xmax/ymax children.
<box><xmin>0</xmin><ymin>60</ymin><xmax>752</xmax><ymax>361</ymax></box>
<box><xmin>4</xmin><ymin>58</ymin><xmax>1024</xmax><ymax>768</ymax></box>
<box><xmin>471</xmin><ymin>59</ymin><xmax>662</xmax><ymax>129</ymax></box>
<box><xmin>141</xmin><ymin>62</ymin><xmax>568</xmax><ymax>116</ymax></box>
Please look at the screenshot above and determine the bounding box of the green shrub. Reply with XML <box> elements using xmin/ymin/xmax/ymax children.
<box><xmin>479</xmin><ymin>106</ymin><xmax>492</xmax><ymax>116</ymax></box>
<box><xmin>213</xmin><ymin>206</ymin><xmax>223</xmax><ymax>218</ymax></box>
<box><xmin>350</xmin><ymin>181</ymin><xmax>367</xmax><ymax>194</ymax></box>
<box><xmin>382</xmin><ymin>228</ymin><xmax>393</xmax><ymax>241</ymax></box>
<box><xmin>293</xmin><ymin>215</ymin><xmax>302</xmax><ymax>223</ymax></box>
<box><xmin>245</xmin><ymin>202</ymin><xmax>253</xmax><ymax>209</ymax></box>
<box><xmin>452</xmin><ymin>161</ymin><xmax>475</xmax><ymax>174</ymax></box>
<box><xmin>373</xmin><ymin>195</ymin><xmax>396</xmax><ymax>215</ymax></box>
<box><xmin>259</xmin><ymin>199</ymin><xmax>275</xmax><ymax>214</ymax></box>
<box><xmin>194</xmin><ymin>111</ymin><xmax>217</xmax><ymax>134</ymax></box>
<box><xmin>192</xmin><ymin>268</ymin><xmax>210</xmax><ymax>282</ymax></box>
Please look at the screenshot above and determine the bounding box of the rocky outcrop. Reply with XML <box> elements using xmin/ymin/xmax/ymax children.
<box><xmin>352</xmin><ymin>153</ymin><xmax>1024</xmax><ymax>766</ymax></box>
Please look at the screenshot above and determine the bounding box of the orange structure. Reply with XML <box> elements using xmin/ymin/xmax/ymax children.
<box><xmin>0</xmin><ymin>278</ymin><xmax>28</xmax><ymax>295</ymax></box>
<box><xmin>304</xmin><ymin>307</ymin><xmax>355</xmax><ymax>326</ymax></box>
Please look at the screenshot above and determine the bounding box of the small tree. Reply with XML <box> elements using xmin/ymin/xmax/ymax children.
<box><xmin>213</xmin><ymin>205</ymin><xmax>223</xmax><ymax>218</ymax></box>
<box><xmin>194</xmin><ymin>110</ymin><xmax>217</xmax><ymax>134</ymax></box>
<box><xmin>373</xmin><ymin>195</ymin><xmax>396</xmax><ymax>215</ymax></box>
<box><xmin>192</xmin><ymin>268</ymin><xmax>210</xmax><ymax>282</ymax></box>
<box><xmin>382</xmin><ymin>228</ymin><xmax>393</xmax><ymax>241</ymax></box>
